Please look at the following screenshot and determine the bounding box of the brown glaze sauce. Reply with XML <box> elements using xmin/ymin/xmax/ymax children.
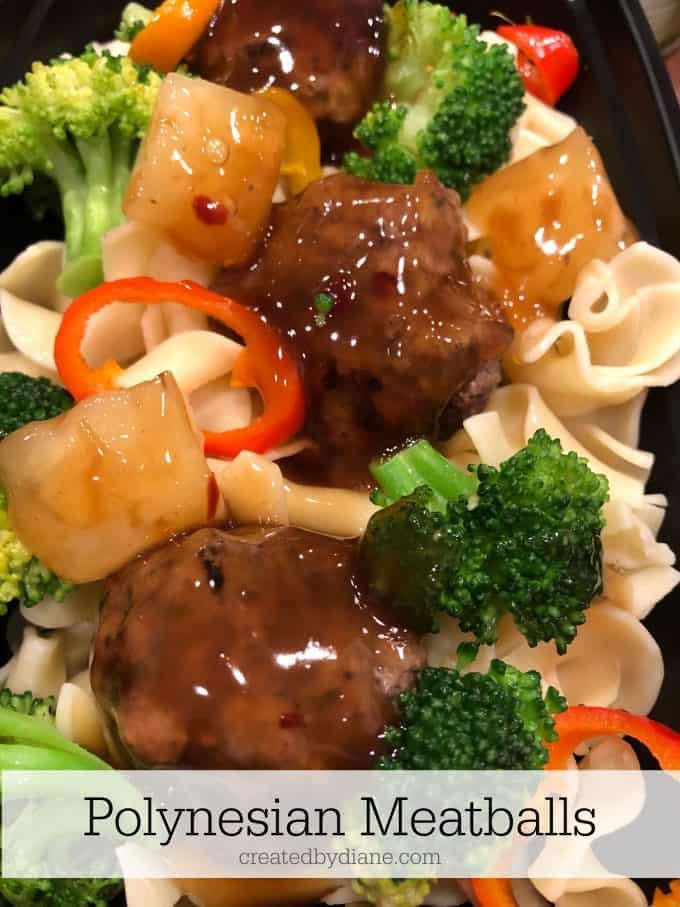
<box><xmin>92</xmin><ymin>527</ymin><xmax>424</xmax><ymax>770</ymax></box>
<box><xmin>216</xmin><ymin>171</ymin><xmax>512</xmax><ymax>487</ymax></box>
<box><xmin>467</xmin><ymin>127</ymin><xmax>634</xmax><ymax>331</ymax></box>
<box><xmin>194</xmin><ymin>0</ymin><xmax>385</xmax><ymax>133</ymax></box>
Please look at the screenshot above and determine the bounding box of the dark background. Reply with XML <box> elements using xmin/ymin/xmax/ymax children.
<box><xmin>1</xmin><ymin>0</ymin><xmax>679</xmax><ymax>901</ymax></box>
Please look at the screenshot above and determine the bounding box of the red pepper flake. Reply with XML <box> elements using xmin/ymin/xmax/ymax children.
<box><xmin>279</xmin><ymin>712</ymin><xmax>304</xmax><ymax>729</ymax></box>
<box><xmin>193</xmin><ymin>194</ymin><xmax>228</xmax><ymax>226</ymax></box>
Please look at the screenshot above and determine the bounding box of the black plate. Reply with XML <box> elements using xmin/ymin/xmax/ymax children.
<box><xmin>1</xmin><ymin>0</ymin><xmax>680</xmax><ymax>901</ymax></box>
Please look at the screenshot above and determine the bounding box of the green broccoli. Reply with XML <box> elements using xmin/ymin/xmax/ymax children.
<box><xmin>0</xmin><ymin>704</ymin><xmax>120</xmax><ymax>907</ymax></box>
<box><xmin>380</xmin><ymin>660</ymin><xmax>566</xmax><ymax>771</ymax></box>
<box><xmin>344</xmin><ymin>0</ymin><xmax>525</xmax><ymax>199</ymax></box>
<box><xmin>0</xmin><ymin>372</ymin><xmax>73</xmax><ymax>442</ymax></box>
<box><xmin>0</xmin><ymin>877</ymin><xmax>121</xmax><ymax>907</ymax></box>
<box><xmin>353</xmin><ymin>879</ymin><xmax>432</xmax><ymax>907</ymax></box>
<box><xmin>0</xmin><ymin>488</ymin><xmax>74</xmax><ymax>611</ymax></box>
<box><xmin>354</xmin><ymin>660</ymin><xmax>566</xmax><ymax>904</ymax></box>
<box><xmin>0</xmin><ymin>689</ymin><xmax>56</xmax><ymax>722</ymax></box>
<box><xmin>370</xmin><ymin>438</ymin><xmax>478</xmax><ymax>510</ymax></box>
<box><xmin>115</xmin><ymin>2</ymin><xmax>153</xmax><ymax>42</ymax></box>
<box><xmin>361</xmin><ymin>430</ymin><xmax>609</xmax><ymax>654</ymax></box>
<box><xmin>0</xmin><ymin>49</ymin><xmax>162</xmax><ymax>297</ymax></box>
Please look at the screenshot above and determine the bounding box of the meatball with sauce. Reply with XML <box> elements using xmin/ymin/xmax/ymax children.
<box><xmin>194</xmin><ymin>0</ymin><xmax>384</xmax><ymax>127</ymax></box>
<box><xmin>91</xmin><ymin>527</ymin><xmax>424</xmax><ymax>770</ymax></box>
<box><xmin>216</xmin><ymin>171</ymin><xmax>513</xmax><ymax>486</ymax></box>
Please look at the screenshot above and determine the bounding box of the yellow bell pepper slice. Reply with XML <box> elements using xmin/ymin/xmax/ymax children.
<box><xmin>259</xmin><ymin>87</ymin><xmax>322</xmax><ymax>195</ymax></box>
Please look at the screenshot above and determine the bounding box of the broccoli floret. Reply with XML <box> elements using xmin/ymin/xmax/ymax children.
<box><xmin>353</xmin><ymin>661</ymin><xmax>565</xmax><ymax>899</ymax></box>
<box><xmin>0</xmin><ymin>705</ymin><xmax>119</xmax><ymax>907</ymax></box>
<box><xmin>380</xmin><ymin>661</ymin><xmax>566</xmax><ymax>771</ymax></box>
<box><xmin>353</xmin><ymin>879</ymin><xmax>432</xmax><ymax>907</ymax></box>
<box><xmin>0</xmin><ymin>372</ymin><xmax>73</xmax><ymax>442</ymax></box>
<box><xmin>115</xmin><ymin>2</ymin><xmax>153</xmax><ymax>42</ymax></box>
<box><xmin>0</xmin><ymin>488</ymin><xmax>74</xmax><ymax>611</ymax></box>
<box><xmin>344</xmin><ymin>0</ymin><xmax>525</xmax><ymax>199</ymax></box>
<box><xmin>361</xmin><ymin>430</ymin><xmax>609</xmax><ymax>653</ymax></box>
<box><xmin>0</xmin><ymin>877</ymin><xmax>121</xmax><ymax>907</ymax></box>
<box><xmin>0</xmin><ymin>49</ymin><xmax>162</xmax><ymax>297</ymax></box>
<box><xmin>344</xmin><ymin>103</ymin><xmax>418</xmax><ymax>184</ymax></box>
<box><xmin>0</xmin><ymin>688</ymin><xmax>56</xmax><ymax>721</ymax></box>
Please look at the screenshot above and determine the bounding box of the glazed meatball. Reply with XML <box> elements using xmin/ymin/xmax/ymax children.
<box><xmin>194</xmin><ymin>0</ymin><xmax>384</xmax><ymax>126</ymax></box>
<box><xmin>91</xmin><ymin>527</ymin><xmax>424</xmax><ymax>770</ymax></box>
<box><xmin>216</xmin><ymin>171</ymin><xmax>513</xmax><ymax>485</ymax></box>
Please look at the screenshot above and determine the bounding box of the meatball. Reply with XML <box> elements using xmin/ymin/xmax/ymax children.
<box><xmin>216</xmin><ymin>171</ymin><xmax>513</xmax><ymax>485</ymax></box>
<box><xmin>194</xmin><ymin>0</ymin><xmax>384</xmax><ymax>126</ymax></box>
<box><xmin>91</xmin><ymin>527</ymin><xmax>424</xmax><ymax>769</ymax></box>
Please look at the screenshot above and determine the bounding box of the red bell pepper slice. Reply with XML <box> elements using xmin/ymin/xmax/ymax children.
<box><xmin>498</xmin><ymin>25</ymin><xmax>580</xmax><ymax>106</ymax></box>
<box><xmin>54</xmin><ymin>277</ymin><xmax>306</xmax><ymax>459</ymax></box>
<box><xmin>547</xmin><ymin>706</ymin><xmax>680</xmax><ymax>771</ymax></box>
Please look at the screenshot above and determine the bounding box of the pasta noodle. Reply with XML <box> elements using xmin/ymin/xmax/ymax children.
<box><xmin>191</xmin><ymin>378</ymin><xmax>253</xmax><ymax>433</ymax></box>
<box><xmin>118</xmin><ymin>329</ymin><xmax>243</xmax><ymax>395</ymax></box>
<box><xmin>117</xmin><ymin>329</ymin><xmax>257</xmax><ymax>437</ymax></box>
<box><xmin>0</xmin><ymin>240</ymin><xmax>67</xmax><ymax>311</ymax></box>
<box><xmin>505</xmin><ymin>243</ymin><xmax>680</xmax><ymax>419</ymax></box>
<box><xmin>0</xmin><ymin>239</ymin><xmax>147</xmax><ymax>375</ymax></box>
<box><xmin>55</xmin><ymin>681</ymin><xmax>109</xmax><ymax>758</ymax></box>
<box><xmin>6</xmin><ymin>625</ymin><xmax>66</xmax><ymax>699</ymax></box>
<box><xmin>216</xmin><ymin>452</ymin><xmax>290</xmax><ymax>526</ymax></box>
<box><xmin>554</xmin><ymin>879</ymin><xmax>647</xmax><ymax>907</ymax></box>
<box><xmin>103</xmin><ymin>220</ymin><xmax>215</xmax><ymax>348</ymax></box>
<box><xmin>102</xmin><ymin>220</ymin><xmax>216</xmax><ymax>288</ymax></box>
<box><xmin>213</xmin><ymin>452</ymin><xmax>379</xmax><ymax>537</ymax></box>
<box><xmin>0</xmin><ymin>289</ymin><xmax>61</xmax><ymax>372</ymax></box>
<box><xmin>427</xmin><ymin>601</ymin><xmax>664</xmax><ymax>717</ymax></box>
<box><xmin>534</xmin><ymin>854</ymin><xmax>647</xmax><ymax>907</ymax></box>
<box><xmin>121</xmin><ymin>876</ymin><xmax>183</xmax><ymax>907</ymax></box>
<box><xmin>444</xmin><ymin>384</ymin><xmax>650</xmax><ymax>502</ymax></box>
<box><xmin>0</xmin><ymin>351</ymin><xmax>55</xmax><ymax>380</ymax></box>
<box><xmin>578</xmin><ymin>736</ymin><xmax>640</xmax><ymax>772</ymax></box>
<box><xmin>116</xmin><ymin>846</ymin><xmax>183</xmax><ymax>907</ymax></box>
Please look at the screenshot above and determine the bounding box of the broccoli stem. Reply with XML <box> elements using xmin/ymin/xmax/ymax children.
<box><xmin>0</xmin><ymin>707</ymin><xmax>110</xmax><ymax>770</ymax></box>
<box><xmin>42</xmin><ymin>133</ymin><xmax>87</xmax><ymax>262</ymax></box>
<box><xmin>43</xmin><ymin>133</ymin><xmax>108</xmax><ymax>297</ymax></box>
<box><xmin>110</xmin><ymin>129</ymin><xmax>134</xmax><ymax>220</ymax></box>
<box><xmin>371</xmin><ymin>440</ymin><xmax>478</xmax><ymax>510</ymax></box>
<box><xmin>56</xmin><ymin>130</ymin><xmax>132</xmax><ymax>298</ymax></box>
<box><xmin>75</xmin><ymin>133</ymin><xmax>116</xmax><ymax>257</ymax></box>
<box><xmin>0</xmin><ymin>744</ymin><xmax>103</xmax><ymax>772</ymax></box>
